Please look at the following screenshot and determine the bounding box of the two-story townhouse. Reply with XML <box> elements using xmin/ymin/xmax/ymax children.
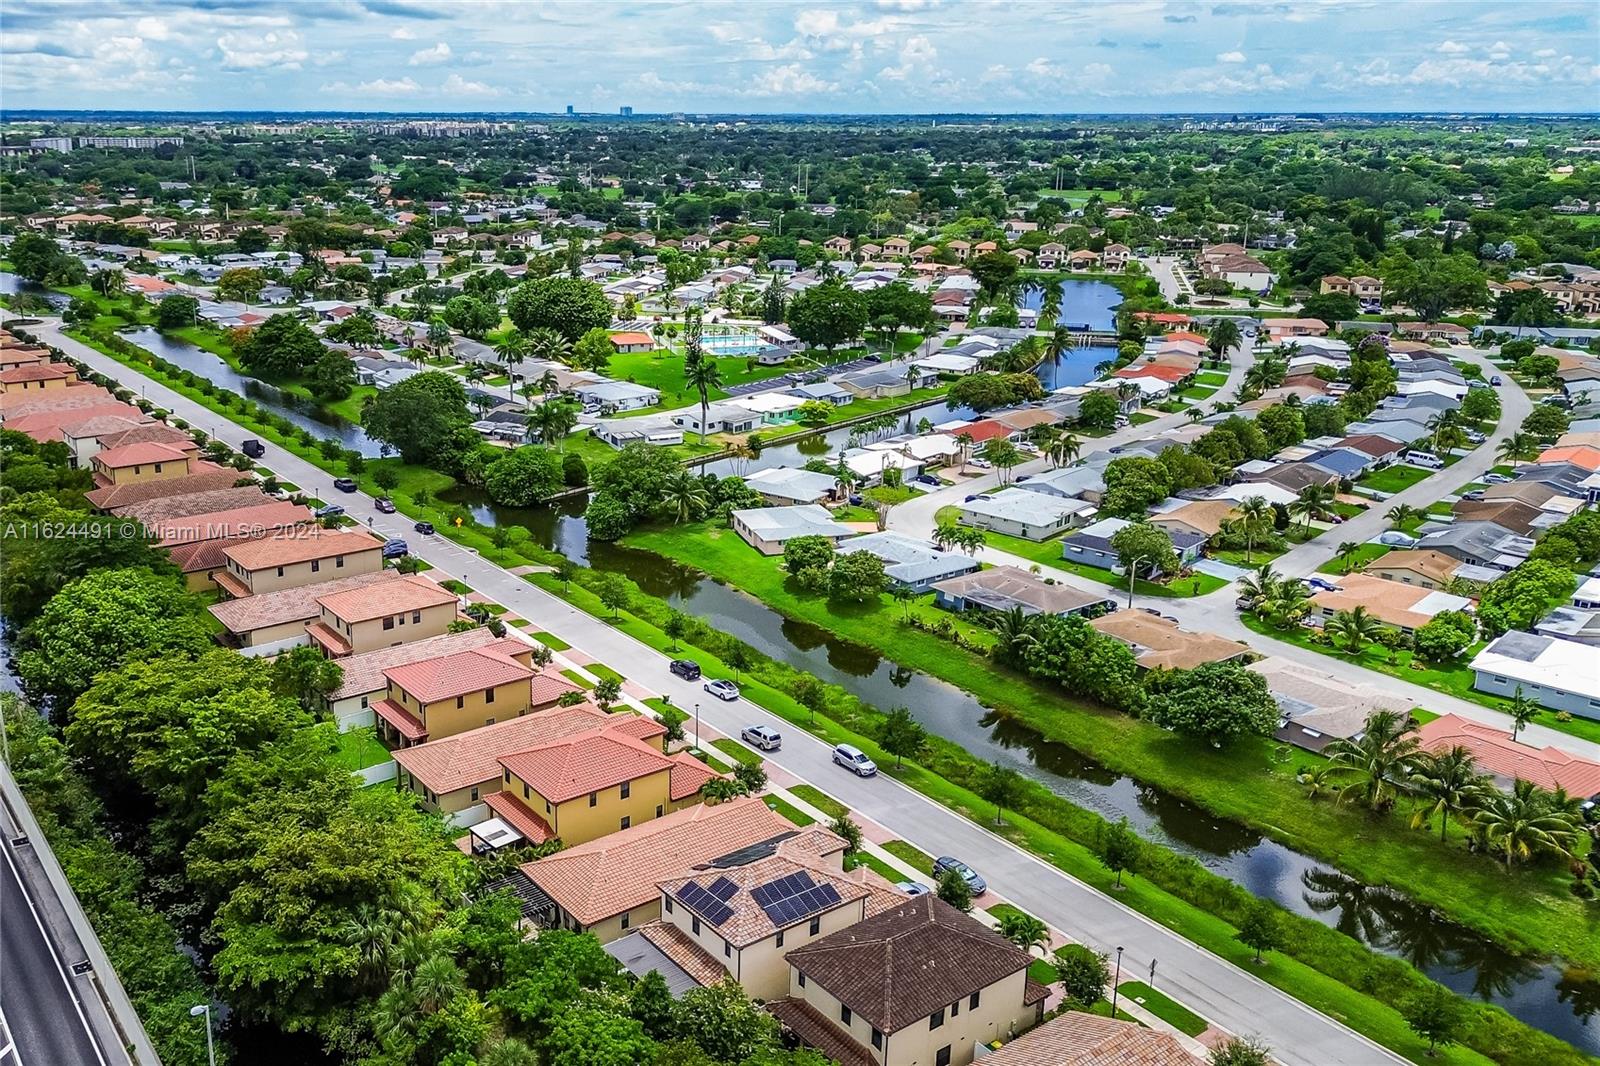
<box><xmin>769</xmin><ymin>896</ymin><xmax>1048</xmax><ymax>1066</ymax></box>
<box><xmin>372</xmin><ymin>640</ymin><xmax>538</xmax><ymax>748</ymax></box>
<box><xmin>214</xmin><ymin>528</ymin><xmax>385</xmax><ymax>597</ymax></box>
<box><xmin>89</xmin><ymin>441</ymin><xmax>193</xmax><ymax>488</ymax></box>
<box><xmin>207</xmin><ymin>570</ymin><xmax>401</xmax><ymax>655</ymax></box>
<box><xmin>0</xmin><ymin>362</ymin><xmax>78</xmax><ymax>393</ymax></box>
<box><xmin>305</xmin><ymin>574</ymin><xmax>460</xmax><ymax>657</ymax></box>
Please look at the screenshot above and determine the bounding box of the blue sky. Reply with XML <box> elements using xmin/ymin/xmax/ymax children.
<box><xmin>2</xmin><ymin>0</ymin><xmax>1596</xmax><ymax>114</ymax></box>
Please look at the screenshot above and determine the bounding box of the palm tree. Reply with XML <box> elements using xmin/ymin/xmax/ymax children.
<box><xmin>1507</xmin><ymin>686</ymin><xmax>1540</xmax><ymax>741</ymax></box>
<box><xmin>1474</xmin><ymin>779</ymin><xmax>1580</xmax><ymax>872</ymax></box>
<box><xmin>1324</xmin><ymin>605</ymin><xmax>1383</xmax><ymax>655</ymax></box>
<box><xmin>997</xmin><ymin>912</ymin><xmax>1050</xmax><ymax>956</ymax></box>
<box><xmin>1336</xmin><ymin>540</ymin><xmax>1362</xmax><ymax>572</ymax></box>
<box><xmin>427</xmin><ymin>318</ymin><xmax>453</xmax><ymax>358</ymax></box>
<box><xmin>1048</xmin><ymin>430</ymin><xmax>1081</xmax><ymax>469</ymax></box>
<box><xmin>663</xmin><ymin>470</ymin><xmax>708</xmax><ymax>523</ymax></box>
<box><xmin>1039</xmin><ymin>283</ymin><xmax>1063</xmax><ymax>329</ymax></box>
<box><xmin>1289</xmin><ymin>483</ymin><xmax>1337</xmax><ymax>534</ymax></box>
<box><xmin>1325</xmin><ymin>710</ymin><xmax>1422</xmax><ymax>813</ymax></box>
<box><xmin>1385</xmin><ymin>503</ymin><xmax>1420</xmax><ymax>530</ymax></box>
<box><xmin>493</xmin><ymin>329</ymin><xmax>530</xmax><ymax>401</ymax></box>
<box><xmin>1044</xmin><ymin>325</ymin><xmax>1074</xmax><ymax>390</ymax></box>
<box><xmin>1496</xmin><ymin>432</ymin><xmax>1538</xmax><ymax>465</ymax></box>
<box><xmin>1408</xmin><ymin>746</ymin><xmax>1488</xmax><ymax>843</ymax></box>
<box><xmin>683</xmin><ymin>351</ymin><xmax>723</xmax><ymax>444</ymax></box>
<box><xmin>1266</xmin><ymin>580</ymin><xmax>1312</xmax><ymax>628</ymax></box>
<box><xmin>526</xmin><ymin>399</ymin><xmax>579</xmax><ymax>449</ymax></box>
<box><xmin>411</xmin><ymin>954</ymin><xmax>464</xmax><ymax>1015</ymax></box>
<box><xmin>1235</xmin><ymin>564</ymin><xmax>1281</xmax><ymax>614</ymax></box>
<box><xmin>526</xmin><ymin>325</ymin><xmax>572</xmax><ymax>366</ymax></box>
<box><xmin>990</xmin><ymin>607</ymin><xmax>1037</xmax><ymax>667</ymax></box>
<box><xmin>1208</xmin><ymin>317</ymin><xmax>1242</xmax><ymax>360</ymax></box>
<box><xmin>1234</xmin><ymin>496</ymin><xmax>1273</xmax><ymax>564</ymax></box>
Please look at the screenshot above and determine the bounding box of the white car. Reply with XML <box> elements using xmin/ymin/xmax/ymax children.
<box><xmin>832</xmin><ymin>743</ymin><xmax>877</xmax><ymax>777</ymax></box>
<box><xmin>740</xmin><ymin>724</ymin><xmax>781</xmax><ymax>751</ymax></box>
<box><xmin>703</xmin><ymin>679</ymin><xmax>740</xmax><ymax>701</ymax></box>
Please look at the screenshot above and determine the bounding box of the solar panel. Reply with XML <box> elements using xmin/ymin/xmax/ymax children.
<box><xmin>754</xmin><ymin>869</ymin><xmax>842</xmax><ymax>928</ymax></box>
<box><xmin>676</xmin><ymin>881</ymin><xmax>734</xmax><ymax>926</ymax></box>
<box><xmin>707</xmin><ymin>876</ymin><xmax>739</xmax><ymax>902</ymax></box>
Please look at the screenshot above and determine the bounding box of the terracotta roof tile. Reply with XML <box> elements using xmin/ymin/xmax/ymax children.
<box><xmin>93</xmin><ymin>440</ymin><xmax>191</xmax><ymax>467</ymax></box>
<box><xmin>392</xmin><ymin>703</ymin><xmax>612</xmax><ymax>794</ymax></box>
<box><xmin>482</xmin><ymin>791</ymin><xmax>555</xmax><ymax>843</ymax></box>
<box><xmin>1090</xmin><ymin>612</ymin><xmax>1250</xmax><ymax>671</ymax></box>
<box><xmin>767</xmin><ymin>999</ymin><xmax>874</xmax><ymax>1066</ymax></box>
<box><xmin>1419</xmin><ymin>714</ymin><xmax>1600</xmax><ymax>796</ymax></box>
<box><xmin>635</xmin><ymin>921</ymin><xmax>729</xmax><ymax>989</ymax></box>
<box><xmin>979</xmin><ymin>1011</ymin><xmax>1196</xmax><ymax>1066</ymax></box>
<box><xmin>114</xmin><ymin>486</ymin><xmax>272</xmax><ymax>525</ymax></box>
<box><xmin>384</xmin><ymin>641</ymin><xmax>531</xmax><ymax>703</ymax></box>
<box><xmin>499</xmin><ymin>725</ymin><xmax>718</xmax><ymax>804</ymax></box>
<box><xmin>373</xmin><ymin>697</ymin><xmax>429</xmax><ymax>741</ymax></box>
<box><xmin>1</xmin><ymin>363</ymin><xmax>74</xmax><ymax>383</ymax></box>
<box><xmin>328</xmin><ymin>628</ymin><xmax>507</xmax><ymax>700</ymax></box>
<box><xmin>316</xmin><ymin>573</ymin><xmax>457</xmax><ymax>623</ymax></box>
<box><xmin>84</xmin><ymin>463</ymin><xmax>239</xmax><ymax>509</ymax></box>
<box><xmin>785</xmin><ymin>896</ymin><xmax>1032</xmax><ymax>1033</ymax></box>
<box><xmin>208</xmin><ymin>570</ymin><xmax>399</xmax><ymax>633</ymax></box>
<box><xmin>223</xmin><ymin>527</ymin><xmax>384</xmax><ymax>571</ymax></box>
<box><xmin>521</xmin><ymin>797</ymin><xmax>796</xmax><ymax>926</ymax></box>
<box><xmin>153</xmin><ymin>500</ymin><xmax>313</xmax><ymax>546</ymax></box>
<box><xmin>658</xmin><ymin>837</ymin><xmax>867</xmax><ymax>947</ymax></box>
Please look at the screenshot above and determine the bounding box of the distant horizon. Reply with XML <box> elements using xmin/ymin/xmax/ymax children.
<box><xmin>2</xmin><ymin>1</ymin><xmax>1595</xmax><ymax>114</ymax></box>
<box><xmin>5</xmin><ymin>108</ymin><xmax>1597</xmax><ymax>121</ymax></box>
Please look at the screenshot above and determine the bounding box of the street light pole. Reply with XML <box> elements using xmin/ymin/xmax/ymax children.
<box><xmin>694</xmin><ymin>702</ymin><xmax>701</xmax><ymax>753</ymax></box>
<box><xmin>190</xmin><ymin>1004</ymin><xmax>216</xmax><ymax>1066</ymax></box>
<box><xmin>1110</xmin><ymin>946</ymin><xmax>1124</xmax><ymax>1016</ymax></box>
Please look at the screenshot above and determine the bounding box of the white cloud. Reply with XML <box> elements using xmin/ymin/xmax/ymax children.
<box><xmin>408</xmin><ymin>42</ymin><xmax>451</xmax><ymax>66</ymax></box>
<box><xmin>878</xmin><ymin>34</ymin><xmax>937</xmax><ymax>80</ymax></box>
<box><xmin>1437</xmin><ymin>40</ymin><xmax>1471</xmax><ymax>54</ymax></box>
<box><xmin>390</xmin><ymin>27</ymin><xmax>417</xmax><ymax>40</ymax></box>
<box><xmin>1534</xmin><ymin>48</ymin><xmax>1558</xmax><ymax>58</ymax></box>
<box><xmin>441</xmin><ymin>73</ymin><xmax>498</xmax><ymax>96</ymax></box>
<box><xmin>321</xmin><ymin>76</ymin><xmax>421</xmax><ymax>95</ymax></box>
<box><xmin>217</xmin><ymin>30</ymin><xmax>307</xmax><ymax>71</ymax></box>
<box><xmin>746</xmin><ymin>64</ymin><xmax>838</xmax><ymax>96</ymax></box>
<box><xmin>1217</xmin><ymin>50</ymin><xmax>1246</xmax><ymax>63</ymax></box>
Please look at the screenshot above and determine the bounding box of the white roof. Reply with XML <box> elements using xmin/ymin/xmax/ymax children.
<box><xmin>732</xmin><ymin>504</ymin><xmax>853</xmax><ymax>541</ymax></box>
<box><xmin>731</xmin><ymin>392</ymin><xmax>804</xmax><ymax>416</ymax></box>
<box><xmin>961</xmin><ymin>487</ymin><xmax>1093</xmax><ymax>525</ymax></box>
<box><xmin>1208</xmin><ymin>482</ymin><xmax>1299</xmax><ymax>506</ymax></box>
<box><xmin>1572</xmin><ymin>576</ymin><xmax>1600</xmax><ymax>604</ymax></box>
<box><xmin>744</xmin><ymin>466</ymin><xmax>837</xmax><ymax>500</ymax></box>
<box><xmin>1397</xmin><ymin>379</ymin><xmax>1469</xmax><ymax>401</ymax></box>
<box><xmin>1097</xmin><ymin>376</ymin><xmax>1171</xmax><ymax>398</ymax></box>
<box><xmin>758</xmin><ymin>324</ymin><xmax>798</xmax><ymax>344</ymax></box>
<box><xmin>915</xmin><ymin>353</ymin><xmax>980</xmax><ymax>374</ymax></box>
<box><xmin>1470</xmin><ymin>632</ymin><xmax>1600</xmax><ymax>700</ymax></box>
<box><xmin>843</xmin><ymin>448</ymin><xmax>920</xmax><ymax>477</ymax></box>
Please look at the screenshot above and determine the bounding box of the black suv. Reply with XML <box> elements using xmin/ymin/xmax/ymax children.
<box><xmin>669</xmin><ymin>659</ymin><xmax>702</xmax><ymax>681</ymax></box>
<box><xmin>333</xmin><ymin>477</ymin><xmax>358</xmax><ymax>493</ymax></box>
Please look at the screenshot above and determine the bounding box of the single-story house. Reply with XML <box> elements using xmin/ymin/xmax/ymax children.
<box><xmin>1255</xmin><ymin>658</ymin><xmax>1412</xmax><ymax>753</ymax></box>
<box><xmin>743</xmin><ymin>467</ymin><xmax>842</xmax><ymax>507</ymax></box>
<box><xmin>609</xmin><ymin>331</ymin><xmax>655</xmax><ymax>353</ymax></box>
<box><xmin>672</xmin><ymin>402</ymin><xmax>760</xmax><ymax>436</ymax></box>
<box><xmin>1089</xmin><ymin>612</ymin><xmax>1251</xmax><ymax>671</ymax></box>
<box><xmin>730</xmin><ymin>504</ymin><xmax>854</xmax><ymax>555</ymax></box>
<box><xmin>1307</xmin><ymin>574</ymin><xmax>1472</xmax><ymax>635</ymax></box>
<box><xmin>836</xmin><ymin>531</ymin><xmax>980</xmax><ymax>592</ymax></box>
<box><xmin>1061</xmin><ymin>517</ymin><xmax>1205</xmax><ymax>573</ymax></box>
<box><xmin>1148</xmin><ymin>499</ymin><xmax>1237</xmax><ymax>540</ymax></box>
<box><xmin>957</xmin><ymin>488</ymin><xmax>1095</xmax><ymax>541</ymax></box>
<box><xmin>1014</xmin><ymin>464</ymin><xmax>1105</xmax><ymax>504</ymax></box>
<box><xmin>1471</xmin><ymin>631</ymin><xmax>1600</xmax><ymax>719</ymax></box>
<box><xmin>933</xmin><ymin>565</ymin><xmax>1116</xmax><ymax>618</ymax></box>
<box><xmin>1417</xmin><ymin>714</ymin><xmax>1600</xmax><ymax>796</ymax></box>
<box><xmin>787</xmin><ymin>381</ymin><xmax>852</xmax><ymax>406</ymax></box>
<box><xmin>1363</xmin><ymin>550</ymin><xmax>1463</xmax><ymax>590</ymax></box>
<box><xmin>571</xmin><ymin>380</ymin><xmax>661</xmax><ymax>412</ymax></box>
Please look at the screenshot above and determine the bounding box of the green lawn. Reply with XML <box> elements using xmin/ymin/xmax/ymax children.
<box><xmin>881</xmin><ymin>839</ymin><xmax>935</xmax><ymax>872</ymax></box>
<box><xmin>1178</xmin><ymin>385</ymin><xmax>1218</xmax><ymax>401</ymax></box>
<box><xmin>1195</xmin><ymin>371</ymin><xmax>1229</xmax><ymax>386</ymax></box>
<box><xmin>847</xmin><ymin>848</ymin><xmax>905</xmax><ymax>883</ymax></box>
<box><xmin>1359</xmin><ymin>465</ymin><xmax>1435</xmax><ymax>495</ymax></box>
<box><xmin>528</xmin><ymin>630</ymin><xmax>570</xmax><ymax>650</ymax></box>
<box><xmin>711</xmin><ymin>738</ymin><xmax>763</xmax><ymax>767</ymax></box>
<box><xmin>1316</xmin><ymin>543</ymin><xmax>1393</xmax><ymax>574</ymax></box>
<box><xmin>333</xmin><ymin>727</ymin><xmax>391</xmax><ymax>771</ymax></box>
<box><xmin>764</xmin><ymin>794</ymin><xmax>816</xmax><ymax>827</ymax></box>
<box><xmin>559</xmin><ymin>668</ymin><xmax>595</xmax><ymax>689</ymax></box>
<box><xmin>586</xmin><ymin>662</ymin><xmax>625</xmax><ymax>685</ymax></box>
<box><xmin>1116</xmin><ymin>981</ymin><xmax>1208</xmax><ymax>1037</ymax></box>
<box><xmin>440</xmin><ymin>579</ymin><xmax>473</xmax><ymax>595</ymax></box>
<box><xmin>790</xmin><ymin>784</ymin><xmax>848</xmax><ymax>820</ymax></box>
<box><xmin>1027</xmin><ymin>959</ymin><xmax>1060</xmax><ymax>985</ymax></box>
<box><xmin>606</xmin><ymin>348</ymin><xmax>800</xmax><ymax>407</ymax></box>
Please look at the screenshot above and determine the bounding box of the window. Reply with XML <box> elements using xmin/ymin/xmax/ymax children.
<box><xmin>311</xmin><ymin>559</ymin><xmax>320</xmax><ymax>573</ymax></box>
<box><xmin>153</xmin><ymin>463</ymin><xmax>162</xmax><ymax>473</ymax></box>
<box><xmin>360</xmin><ymin>696</ymin><xmax>368</xmax><ymax>708</ymax></box>
<box><xmin>620</xmin><ymin>781</ymin><xmax>630</xmax><ymax>799</ymax></box>
<box><xmin>691</xmin><ymin>916</ymin><xmax>700</xmax><ymax>935</ymax></box>
<box><xmin>935</xmin><ymin>1045</ymin><xmax>951</xmax><ymax>1066</ymax></box>
<box><xmin>620</xmin><ymin>816</ymin><xmax>631</xmax><ymax>830</ymax></box>
<box><xmin>411</xmin><ymin>610</ymin><xmax>420</xmax><ymax>623</ymax></box>
<box><xmin>383</xmin><ymin>616</ymin><xmax>395</xmax><ymax>631</ymax></box>
<box><xmin>469</xmin><ymin>787</ymin><xmax>479</xmax><ymax>802</ymax></box>
<box><xmin>276</xmin><ymin>566</ymin><xmax>285</xmax><ymax>577</ymax></box>
<box><xmin>724</xmin><ymin>940</ymin><xmax>731</xmax><ymax>958</ymax></box>
<box><xmin>930</xmin><ymin>1009</ymin><xmax>944</xmax><ymax>1030</ymax></box>
<box><xmin>656</xmin><ymin>804</ymin><xmax>663</xmax><ymax>818</ymax></box>
<box><xmin>485</xmin><ymin>686</ymin><xmax>495</xmax><ymax>704</ymax></box>
<box><xmin>968</xmin><ymin>991</ymin><xmax>980</xmax><ymax>1010</ymax></box>
<box><xmin>840</xmin><ymin>1005</ymin><xmax>852</xmax><ymax>1025</ymax></box>
<box><xmin>545</xmin><ymin>800</ymin><xmax>551</xmax><ymax>813</ymax></box>
<box><xmin>950</xmin><ymin>999</ymin><xmax>959</xmax><ymax>1018</ymax></box>
<box><xmin>522</xmin><ymin>784</ymin><xmax>530</xmax><ymax>799</ymax></box>
<box><xmin>336</xmin><ymin>555</ymin><xmax>345</xmax><ymax>568</ymax></box>
<box><xmin>589</xmin><ymin>791</ymin><xmax>598</xmax><ymax>807</ymax></box>
<box><xmin>775</xmin><ymin>930</ymin><xmax>784</xmax><ymax>948</ymax></box>
<box><xmin>797</xmin><ymin>972</ymin><xmax>805</xmax><ymax>988</ymax></box>
<box><xmin>456</xmin><ymin>696</ymin><xmax>465</xmax><ymax>709</ymax></box>
<box><xmin>620</xmin><ymin>913</ymin><xmax>630</xmax><ymax>930</ymax></box>
<box><xmin>485</xmin><ymin>718</ymin><xmax>495</xmax><ymax>726</ymax></box>
<box><xmin>808</xmin><ymin>916</ymin><xmax>820</xmax><ymax>936</ymax></box>
<box><xmin>870</xmin><ymin>1028</ymin><xmax>882</xmax><ymax>1050</ymax></box>
<box><xmin>664</xmin><ymin>897</ymin><xmax>673</xmax><ymax>914</ymax></box>
<box><xmin>503</xmin><ymin>769</ymin><xmax>510</xmax><ymax>784</ymax></box>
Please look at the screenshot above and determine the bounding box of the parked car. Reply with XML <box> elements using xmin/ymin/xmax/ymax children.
<box><xmin>375</xmin><ymin>497</ymin><xmax>397</xmax><ymax>514</ymax></box>
<box><xmin>1403</xmin><ymin>450</ymin><xmax>1445</xmax><ymax>470</ymax></box>
<box><xmin>314</xmin><ymin>504</ymin><xmax>345</xmax><ymax>519</ymax></box>
<box><xmin>913</xmin><ymin>474</ymin><xmax>940</xmax><ymax>487</ymax></box>
<box><xmin>382</xmin><ymin>539</ymin><xmax>409</xmax><ymax>559</ymax></box>
<box><xmin>240</xmin><ymin>438</ymin><xmax>265</xmax><ymax>459</ymax></box>
<box><xmin>1461</xmin><ymin>489</ymin><xmax>1485</xmax><ymax>501</ymax></box>
<box><xmin>740</xmin><ymin>725</ymin><xmax>781</xmax><ymax>751</ymax></box>
<box><xmin>931</xmin><ymin>856</ymin><xmax>988</xmax><ymax>895</ymax></box>
<box><xmin>704</xmin><ymin>678</ymin><xmax>740</xmax><ymax>701</ymax></box>
<box><xmin>1378</xmin><ymin>530</ymin><xmax>1418</xmax><ymax>547</ymax></box>
<box><xmin>1015</xmin><ymin>474</ymin><xmax>1031</xmax><ymax>483</ymax></box>
<box><xmin>895</xmin><ymin>881</ymin><xmax>930</xmax><ymax>897</ymax></box>
<box><xmin>669</xmin><ymin>659</ymin><xmax>702</xmax><ymax>681</ymax></box>
<box><xmin>969</xmin><ymin>458</ymin><xmax>992</xmax><ymax>468</ymax></box>
<box><xmin>964</xmin><ymin>494</ymin><xmax>982</xmax><ymax>503</ymax></box>
<box><xmin>333</xmin><ymin>477</ymin><xmax>358</xmax><ymax>493</ymax></box>
<box><xmin>1306</xmin><ymin>577</ymin><xmax>1342</xmax><ymax>592</ymax></box>
<box><xmin>849</xmin><ymin>494</ymin><xmax>864</xmax><ymax>506</ymax></box>
<box><xmin>832</xmin><ymin>743</ymin><xmax>877</xmax><ymax>777</ymax></box>
<box><xmin>1113</xmin><ymin>416</ymin><xmax>1130</xmax><ymax>428</ymax></box>
<box><xmin>1483</xmin><ymin>473</ymin><xmax>1512</xmax><ymax>484</ymax></box>
<box><xmin>414</xmin><ymin>520</ymin><xmax>436</xmax><ymax>534</ymax></box>
<box><xmin>1490</xmin><ymin>375</ymin><xmax>1503</xmax><ymax>386</ymax></box>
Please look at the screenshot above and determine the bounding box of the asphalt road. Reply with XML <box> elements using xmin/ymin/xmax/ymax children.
<box><xmin>42</xmin><ymin>319</ymin><xmax>1402</xmax><ymax>1065</ymax></box>
<box><xmin>0</xmin><ymin>828</ymin><xmax>112</xmax><ymax>1066</ymax></box>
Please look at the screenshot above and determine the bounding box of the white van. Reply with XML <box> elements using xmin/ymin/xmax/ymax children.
<box><xmin>1404</xmin><ymin>450</ymin><xmax>1444</xmax><ymax>469</ymax></box>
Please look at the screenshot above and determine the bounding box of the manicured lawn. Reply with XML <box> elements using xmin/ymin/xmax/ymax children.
<box><xmin>586</xmin><ymin>662</ymin><xmax>625</xmax><ymax>685</ymax></box>
<box><xmin>1316</xmin><ymin>543</ymin><xmax>1392</xmax><ymax>574</ymax></box>
<box><xmin>790</xmin><ymin>784</ymin><xmax>848</xmax><ymax>820</ymax></box>
<box><xmin>606</xmin><ymin>348</ymin><xmax>798</xmax><ymax>407</ymax></box>
<box><xmin>440</xmin><ymin>579</ymin><xmax>473</xmax><ymax>595</ymax></box>
<box><xmin>1027</xmin><ymin>959</ymin><xmax>1059</xmax><ymax>985</ymax></box>
<box><xmin>863</xmin><ymin>484</ymin><xmax>918</xmax><ymax>506</ymax></box>
<box><xmin>333</xmin><ymin>727</ymin><xmax>391</xmax><ymax>771</ymax></box>
<box><xmin>559</xmin><ymin>668</ymin><xmax>595</xmax><ymax>689</ymax></box>
<box><xmin>527</xmin><ymin>630</ymin><xmax>570</xmax><ymax>650</ymax></box>
<box><xmin>881</xmin><ymin>839</ymin><xmax>935</xmax><ymax>872</ymax></box>
<box><xmin>711</xmin><ymin>738</ymin><xmax>763</xmax><ymax>767</ymax></box>
<box><xmin>847</xmin><ymin>848</ymin><xmax>905</xmax><ymax>883</ymax></box>
<box><xmin>1116</xmin><ymin>981</ymin><xmax>1208</xmax><ymax>1037</ymax></box>
<box><xmin>1178</xmin><ymin>385</ymin><xmax>1218</xmax><ymax>401</ymax></box>
<box><xmin>1195</xmin><ymin>371</ymin><xmax>1229</xmax><ymax>386</ymax></box>
<box><xmin>1359</xmin><ymin>465</ymin><xmax>1435</xmax><ymax>494</ymax></box>
<box><xmin>764</xmin><ymin>794</ymin><xmax>816</xmax><ymax>827</ymax></box>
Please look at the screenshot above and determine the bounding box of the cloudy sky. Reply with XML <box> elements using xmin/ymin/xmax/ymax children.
<box><xmin>2</xmin><ymin>0</ymin><xmax>1596</xmax><ymax>114</ymax></box>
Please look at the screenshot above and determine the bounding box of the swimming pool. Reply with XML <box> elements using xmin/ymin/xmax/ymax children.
<box><xmin>697</xmin><ymin>331</ymin><xmax>766</xmax><ymax>356</ymax></box>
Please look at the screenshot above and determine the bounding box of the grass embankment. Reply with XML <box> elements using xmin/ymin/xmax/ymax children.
<box><xmin>1317</xmin><ymin>544</ymin><xmax>1394</xmax><ymax>574</ymax></box>
<box><xmin>1117</xmin><ymin>981</ymin><xmax>1209</xmax><ymax>1037</ymax></box>
<box><xmin>623</xmin><ymin>521</ymin><xmax>1598</xmax><ymax>974</ymax></box>
<box><xmin>66</xmin><ymin>329</ymin><xmax>1592</xmax><ymax>1066</ymax></box>
<box><xmin>1359</xmin><ymin>465</ymin><xmax>1437</xmax><ymax>495</ymax></box>
<box><xmin>1238</xmin><ymin>612</ymin><xmax>1600</xmax><ymax>747</ymax></box>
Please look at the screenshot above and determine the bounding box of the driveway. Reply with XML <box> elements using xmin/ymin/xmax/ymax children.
<box><xmin>39</xmin><ymin>318</ymin><xmax>1398</xmax><ymax>1066</ymax></box>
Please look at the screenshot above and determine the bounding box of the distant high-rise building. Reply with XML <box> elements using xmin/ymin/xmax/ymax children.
<box><xmin>565</xmin><ymin>104</ymin><xmax>575</xmax><ymax>115</ymax></box>
<box><xmin>620</xmin><ymin>106</ymin><xmax>633</xmax><ymax>117</ymax></box>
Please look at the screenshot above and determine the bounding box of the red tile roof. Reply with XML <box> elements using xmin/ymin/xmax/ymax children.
<box><xmin>1</xmin><ymin>363</ymin><xmax>74</xmax><ymax>383</ymax></box>
<box><xmin>482</xmin><ymin>790</ymin><xmax>555</xmax><ymax>844</ymax></box>
<box><xmin>373</xmin><ymin>697</ymin><xmax>429</xmax><ymax>741</ymax></box>
<box><xmin>392</xmin><ymin>702</ymin><xmax>612</xmax><ymax>794</ymax></box>
<box><xmin>327</xmin><ymin>628</ymin><xmax>507</xmax><ymax>701</ymax></box>
<box><xmin>500</xmin><ymin>724</ymin><xmax>717</xmax><ymax>804</ymax></box>
<box><xmin>1418</xmin><ymin>714</ymin><xmax>1600</xmax><ymax>796</ymax></box>
<box><xmin>958</xmin><ymin>419</ymin><xmax>1014</xmax><ymax>443</ymax></box>
<box><xmin>978</xmin><ymin>1011</ymin><xmax>1195</xmax><ymax>1066</ymax></box>
<box><xmin>305</xmin><ymin>621</ymin><xmax>353</xmax><ymax>656</ymax></box>
<box><xmin>208</xmin><ymin>570</ymin><xmax>398</xmax><ymax>633</ymax></box>
<box><xmin>223</xmin><ymin>527</ymin><xmax>383</xmax><ymax>571</ymax></box>
<box><xmin>315</xmin><ymin>573</ymin><xmax>457</xmax><ymax>623</ymax></box>
<box><xmin>152</xmin><ymin>500</ymin><xmax>313</xmax><ymax>547</ymax></box>
<box><xmin>1536</xmin><ymin>445</ymin><xmax>1600</xmax><ymax>472</ymax></box>
<box><xmin>1113</xmin><ymin>363</ymin><xmax>1188</xmax><ymax>384</ymax></box>
<box><xmin>83</xmin><ymin>463</ymin><xmax>239</xmax><ymax>509</ymax></box>
<box><xmin>94</xmin><ymin>440</ymin><xmax>191</xmax><ymax>468</ymax></box>
<box><xmin>384</xmin><ymin>641</ymin><xmax>531</xmax><ymax>704</ymax></box>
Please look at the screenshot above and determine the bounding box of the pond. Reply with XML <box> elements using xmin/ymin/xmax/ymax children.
<box><xmin>0</xmin><ymin>270</ymin><xmax>69</xmax><ymax>309</ymax></box>
<box><xmin>431</xmin><ymin>487</ymin><xmax>1599</xmax><ymax>1051</ymax></box>
<box><xmin>119</xmin><ymin>328</ymin><xmax>385</xmax><ymax>456</ymax></box>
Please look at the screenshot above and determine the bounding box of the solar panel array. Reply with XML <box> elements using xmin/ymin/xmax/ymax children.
<box><xmin>751</xmin><ymin>871</ymin><xmax>842</xmax><ymax>928</ymax></box>
<box><xmin>707</xmin><ymin>876</ymin><xmax>739</xmax><ymax>902</ymax></box>
<box><xmin>675</xmin><ymin>880</ymin><xmax>734</xmax><ymax>926</ymax></box>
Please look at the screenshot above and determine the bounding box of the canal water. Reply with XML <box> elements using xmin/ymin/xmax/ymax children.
<box><xmin>17</xmin><ymin>273</ymin><xmax>1597</xmax><ymax>1048</ymax></box>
